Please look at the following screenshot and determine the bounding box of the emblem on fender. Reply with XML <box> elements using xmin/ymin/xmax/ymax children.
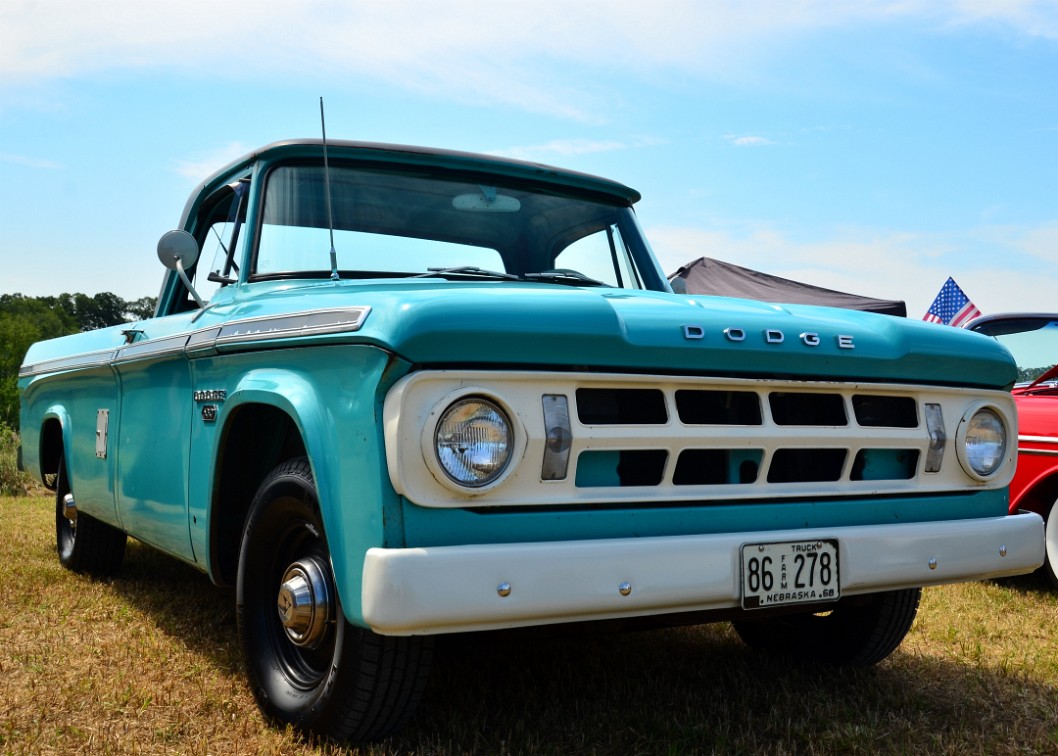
<box><xmin>193</xmin><ymin>389</ymin><xmax>227</xmax><ymax>402</ymax></box>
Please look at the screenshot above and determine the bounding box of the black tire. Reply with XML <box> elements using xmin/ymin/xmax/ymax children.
<box><xmin>1044</xmin><ymin>496</ymin><xmax>1058</xmax><ymax>589</ymax></box>
<box><xmin>55</xmin><ymin>454</ymin><xmax>126</xmax><ymax>575</ymax></box>
<box><xmin>236</xmin><ymin>457</ymin><xmax>433</xmax><ymax>742</ymax></box>
<box><xmin>732</xmin><ymin>588</ymin><xmax>921</xmax><ymax>667</ymax></box>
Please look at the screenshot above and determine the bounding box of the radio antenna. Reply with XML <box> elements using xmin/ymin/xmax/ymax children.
<box><xmin>320</xmin><ymin>96</ymin><xmax>339</xmax><ymax>281</ymax></box>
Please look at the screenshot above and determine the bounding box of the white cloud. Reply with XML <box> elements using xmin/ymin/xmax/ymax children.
<box><xmin>2</xmin><ymin>1</ymin><xmax>1055</xmax><ymax>120</ymax></box>
<box><xmin>726</xmin><ymin>135</ymin><xmax>775</xmax><ymax>147</ymax></box>
<box><xmin>494</xmin><ymin>139</ymin><xmax>638</xmax><ymax>162</ymax></box>
<box><xmin>172</xmin><ymin>142</ymin><xmax>256</xmax><ymax>184</ymax></box>
<box><xmin>0</xmin><ymin>152</ymin><xmax>61</xmax><ymax>170</ymax></box>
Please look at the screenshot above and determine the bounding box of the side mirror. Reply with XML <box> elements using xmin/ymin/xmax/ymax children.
<box><xmin>157</xmin><ymin>230</ymin><xmax>205</xmax><ymax>307</ymax></box>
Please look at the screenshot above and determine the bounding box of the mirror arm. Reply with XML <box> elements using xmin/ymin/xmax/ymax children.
<box><xmin>174</xmin><ymin>257</ymin><xmax>206</xmax><ymax>308</ymax></box>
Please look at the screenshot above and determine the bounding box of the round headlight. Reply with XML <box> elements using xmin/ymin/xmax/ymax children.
<box><xmin>435</xmin><ymin>398</ymin><xmax>512</xmax><ymax>487</ymax></box>
<box><xmin>961</xmin><ymin>408</ymin><xmax>1007</xmax><ymax>477</ymax></box>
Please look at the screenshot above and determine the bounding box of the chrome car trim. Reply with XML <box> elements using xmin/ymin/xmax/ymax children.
<box><xmin>18</xmin><ymin>307</ymin><xmax>372</xmax><ymax>377</ymax></box>
<box><xmin>1020</xmin><ymin>435</ymin><xmax>1058</xmax><ymax>446</ymax></box>
<box><xmin>212</xmin><ymin>307</ymin><xmax>371</xmax><ymax>345</ymax></box>
<box><xmin>19</xmin><ymin>348</ymin><xmax>118</xmax><ymax>378</ymax></box>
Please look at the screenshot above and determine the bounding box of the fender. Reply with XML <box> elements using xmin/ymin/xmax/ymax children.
<box><xmin>193</xmin><ymin>345</ymin><xmax>400</xmax><ymax>626</ymax></box>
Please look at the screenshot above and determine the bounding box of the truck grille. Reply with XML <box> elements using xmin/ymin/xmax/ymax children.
<box><xmin>384</xmin><ymin>371</ymin><xmax>1016</xmax><ymax>508</ymax></box>
<box><xmin>572</xmin><ymin>387</ymin><xmax>920</xmax><ymax>488</ymax></box>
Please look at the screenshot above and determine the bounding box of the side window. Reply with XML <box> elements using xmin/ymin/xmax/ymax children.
<box><xmin>553</xmin><ymin>224</ymin><xmax>643</xmax><ymax>289</ymax></box>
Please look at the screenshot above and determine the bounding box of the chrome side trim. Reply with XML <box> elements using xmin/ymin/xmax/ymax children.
<box><xmin>18</xmin><ymin>306</ymin><xmax>372</xmax><ymax>377</ymax></box>
<box><xmin>1020</xmin><ymin>435</ymin><xmax>1058</xmax><ymax>446</ymax></box>
<box><xmin>213</xmin><ymin>307</ymin><xmax>371</xmax><ymax>345</ymax></box>
<box><xmin>19</xmin><ymin>348</ymin><xmax>119</xmax><ymax>378</ymax></box>
<box><xmin>1019</xmin><ymin>446</ymin><xmax>1058</xmax><ymax>457</ymax></box>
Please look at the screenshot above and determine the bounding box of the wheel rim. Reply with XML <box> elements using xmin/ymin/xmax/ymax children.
<box><xmin>55</xmin><ymin>465</ymin><xmax>76</xmax><ymax>560</ymax></box>
<box><xmin>262</xmin><ymin>511</ymin><xmax>338</xmax><ymax>691</ymax></box>
<box><xmin>277</xmin><ymin>557</ymin><xmax>332</xmax><ymax>649</ymax></box>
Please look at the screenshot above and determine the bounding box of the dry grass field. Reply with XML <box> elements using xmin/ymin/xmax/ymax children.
<box><xmin>3</xmin><ymin>493</ymin><xmax>1058</xmax><ymax>755</ymax></box>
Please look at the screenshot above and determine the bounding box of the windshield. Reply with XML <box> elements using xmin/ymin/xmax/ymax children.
<box><xmin>972</xmin><ymin>317</ymin><xmax>1058</xmax><ymax>383</ymax></box>
<box><xmin>253</xmin><ymin>164</ymin><xmax>655</xmax><ymax>289</ymax></box>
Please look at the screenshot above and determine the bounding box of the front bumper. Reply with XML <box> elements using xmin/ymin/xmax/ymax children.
<box><xmin>361</xmin><ymin>513</ymin><xmax>1044</xmax><ymax>635</ymax></box>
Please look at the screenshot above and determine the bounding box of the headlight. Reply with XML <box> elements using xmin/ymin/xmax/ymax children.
<box><xmin>959</xmin><ymin>407</ymin><xmax>1007</xmax><ymax>478</ymax></box>
<box><xmin>434</xmin><ymin>398</ymin><xmax>512</xmax><ymax>487</ymax></box>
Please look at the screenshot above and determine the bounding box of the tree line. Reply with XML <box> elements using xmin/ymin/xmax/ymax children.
<box><xmin>0</xmin><ymin>293</ymin><xmax>156</xmax><ymax>429</ymax></box>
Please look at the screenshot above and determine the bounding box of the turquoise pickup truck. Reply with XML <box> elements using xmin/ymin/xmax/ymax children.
<box><xmin>18</xmin><ymin>140</ymin><xmax>1044</xmax><ymax>741</ymax></box>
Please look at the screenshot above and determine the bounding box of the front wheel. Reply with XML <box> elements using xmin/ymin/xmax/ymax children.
<box><xmin>1043</xmin><ymin>496</ymin><xmax>1058</xmax><ymax>589</ymax></box>
<box><xmin>237</xmin><ymin>458</ymin><xmax>433</xmax><ymax>742</ymax></box>
<box><xmin>732</xmin><ymin>588</ymin><xmax>921</xmax><ymax>667</ymax></box>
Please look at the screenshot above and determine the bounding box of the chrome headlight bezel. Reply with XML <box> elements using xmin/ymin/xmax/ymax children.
<box><xmin>426</xmin><ymin>392</ymin><xmax>520</xmax><ymax>492</ymax></box>
<box><xmin>955</xmin><ymin>403</ymin><xmax>1009</xmax><ymax>481</ymax></box>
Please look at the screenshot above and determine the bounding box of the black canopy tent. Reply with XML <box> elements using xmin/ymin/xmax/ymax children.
<box><xmin>668</xmin><ymin>257</ymin><xmax>907</xmax><ymax>317</ymax></box>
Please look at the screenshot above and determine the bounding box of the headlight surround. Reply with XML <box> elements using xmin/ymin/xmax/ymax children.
<box><xmin>958</xmin><ymin>406</ymin><xmax>1007</xmax><ymax>479</ymax></box>
<box><xmin>434</xmin><ymin>397</ymin><xmax>512</xmax><ymax>487</ymax></box>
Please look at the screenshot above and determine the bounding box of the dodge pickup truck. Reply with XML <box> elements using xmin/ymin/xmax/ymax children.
<box><xmin>18</xmin><ymin>139</ymin><xmax>1044</xmax><ymax>741</ymax></box>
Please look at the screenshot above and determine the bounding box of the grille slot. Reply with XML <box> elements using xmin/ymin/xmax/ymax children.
<box><xmin>673</xmin><ymin>449</ymin><xmax>762</xmax><ymax>486</ymax></box>
<box><xmin>675</xmin><ymin>390</ymin><xmax>762</xmax><ymax>425</ymax></box>
<box><xmin>576</xmin><ymin>388</ymin><xmax>667</xmax><ymax>425</ymax></box>
<box><xmin>576</xmin><ymin>449</ymin><xmax>668</xmax><ymax>487</ymax></box>
<box><xmin>853</xmin><ymin>395</ymin><xmax>918</xmax><ymax>428</ymax></box>
<box><xmin>767</xmin><ymin>449</ymin><xmax>848</xmax><ymax>483</ymax></box>
<box><xmin>769</xmin><ymin>392</ymin><xmax>847</xmax><ymax>426</ymax></box>
<box><xmin>851</xmin><ymin>449</ymin><xmax>919</xmax><ymax>481</ymax></box>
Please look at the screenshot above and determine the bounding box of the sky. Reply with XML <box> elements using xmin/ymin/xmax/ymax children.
<box><xmin>1</xmin><ymin>0</ymin><xmax>1056</xmax><ymax>320</ymax></box>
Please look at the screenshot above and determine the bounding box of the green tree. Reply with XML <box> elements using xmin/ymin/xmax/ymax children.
<box><xmin>39</xmin><ymin>292</ymin><xmax>155</xmax><ymax>332</ymax></box>
<box><xmin>0</xmin><ymin>292</ymin><xmax>156</xmax><ymax>428</ymax></box>
<box><xmin>0</xmin><ymin>295</ymin><xmax>79</xmax><ymax>428</ymax></box>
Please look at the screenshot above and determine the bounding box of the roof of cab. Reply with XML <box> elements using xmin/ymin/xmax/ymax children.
<box><xmin>183</xmin><ymin>139</ymin><xmax>641</xmax><ymax>221</ymax></box>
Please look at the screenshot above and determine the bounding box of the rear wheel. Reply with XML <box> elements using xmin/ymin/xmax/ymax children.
<box><xmin>732</xmin><ymin>588</ymin><xmax>921</xmax><ymax>667</ymax></box>
<box><xmin>1044</xmin><ymin>496</ymin><xmax>1058</xmax><ymax>588</ymax></box>
<box><xmin>55</xmin><ymin>454</ymin><xmax>126</xmax><ymax>575</ymax></box>
<box><xmin>237</xmin><ymin>457</ymin><xmax>433</xmax><ymax>742</ymax></box>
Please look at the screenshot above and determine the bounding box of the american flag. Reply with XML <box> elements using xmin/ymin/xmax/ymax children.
<box><xmin>922</xmin><ymin>277</ymin><xmax>981</xmax><ymax>327</ymax></box>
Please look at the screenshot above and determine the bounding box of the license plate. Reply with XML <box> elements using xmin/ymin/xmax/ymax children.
<box><xmin>740</xmin><ymin>539</ymin><xmax>840</xmax><ymax>609</ymax></box>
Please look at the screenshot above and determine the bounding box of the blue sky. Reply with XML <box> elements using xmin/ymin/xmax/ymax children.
<box><xmin>2</xmin><ymin>0</ymin><xmax>1056</xmax><ymax>319</ymax></box>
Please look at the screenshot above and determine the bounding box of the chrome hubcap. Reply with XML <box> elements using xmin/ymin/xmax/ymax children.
<box><xmin>276</xmin><ymin>557</ymin><xmax>332</xmax><ymax>649</ymax></box>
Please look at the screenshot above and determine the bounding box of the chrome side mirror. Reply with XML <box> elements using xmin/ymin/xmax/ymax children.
<box><xmin>157</xmin><ymin>230</ymin><xmax>205</xmax><ymax>307</ymax></box>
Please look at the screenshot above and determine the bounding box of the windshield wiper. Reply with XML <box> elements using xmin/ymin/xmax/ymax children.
<box><xmin>523</xmin><ymin>269</ymin><xmax>610</xmax><ymax>287</ymax></box>
<box><xmin>414</xmin><ymin>266</ymin><xmax>520</xmax><ymax>280</ymax></box>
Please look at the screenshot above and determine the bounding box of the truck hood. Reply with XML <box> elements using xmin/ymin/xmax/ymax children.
<box><xmin>227</xmin><ymin>280</ymin><xmax>1016</xmax><ymax>389</ymax></box>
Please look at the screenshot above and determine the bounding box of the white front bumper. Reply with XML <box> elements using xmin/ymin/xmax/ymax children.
<box><xmin>361</xmin><ymin>513</ymin><xmax>1044</xmax><ymax>635</ymax></box>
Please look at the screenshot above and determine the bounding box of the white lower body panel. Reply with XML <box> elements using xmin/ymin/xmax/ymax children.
<box><xmin>361</xmin><ymin>513</ymin><xmax>1044</xmax><ymax>635</ymax></box>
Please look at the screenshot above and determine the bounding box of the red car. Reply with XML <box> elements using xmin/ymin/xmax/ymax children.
<box><xmin>969</xmin><ymin>314</ymin><xmax>1058</xmax><ymax>585</ymax></box>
